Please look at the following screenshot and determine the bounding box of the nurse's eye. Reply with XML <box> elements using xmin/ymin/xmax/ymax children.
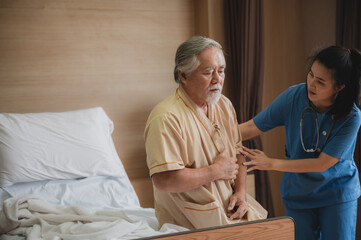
<box><xmin>317</xmin><ymin>80</ymin><xmax>325</xmax><ymax>85</ymax></box>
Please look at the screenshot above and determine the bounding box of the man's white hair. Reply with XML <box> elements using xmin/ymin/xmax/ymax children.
<box><xmin>173</xmin><ymin>36</ymin><xmax>225</xmax><ymax>83</ymax></box>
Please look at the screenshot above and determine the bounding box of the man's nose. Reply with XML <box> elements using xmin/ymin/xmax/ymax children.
<box><xmin>212</xmin><ymin>72</ymin><xmax>222</xmax><ymax>84</ymax></box>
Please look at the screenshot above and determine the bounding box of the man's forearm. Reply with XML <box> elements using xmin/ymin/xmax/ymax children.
<box><xmin>152</xmin><ymin>165</ymin><xmax>220</xmax><ymax>193</ymax></box>
<box><xmin>233</xmin><ymin>154</ymin><xmax>247</xmax><ymax>199</ymax></box>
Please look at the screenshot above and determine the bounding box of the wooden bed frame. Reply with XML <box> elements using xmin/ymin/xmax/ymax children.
<box><xmin>140</xmin><ymin>216</ymin><xmax>295</xmax><ymax>240</ymax></box>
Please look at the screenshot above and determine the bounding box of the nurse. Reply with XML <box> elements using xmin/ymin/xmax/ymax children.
<box><xmin>240</xmin><ymin>46</ymin><xmax>361</xmax><ymax>240</ymax></box>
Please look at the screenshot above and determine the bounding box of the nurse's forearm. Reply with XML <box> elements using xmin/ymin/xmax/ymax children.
<box><xmin>239</xmin><ymin>119</ymin><xmax>263</xmax><ymax>141</ymax></box>
<box><xmin>269</xmin><ymin>153</ymin><xmax>339</xmax><ymax>173</ymax></box>
<box><xmin>242</xmin><ymin>147</ymin><xmax>339</xmax><ymax>173</ymax></box>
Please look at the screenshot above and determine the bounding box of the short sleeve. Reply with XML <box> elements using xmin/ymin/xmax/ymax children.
<box><xmin>322</xmin><ymin>108</ymin><xmax>361</xmax><ymax>158</ymax></box>
<box><xmin>253</xmin><ymin>87</ymin><xmax>292</xmax><ymax>132</ymax></box>
<box><xmin>145</xmin><ymin>113</ymin><xmax>186</xmax><ymax>176</ymax></box>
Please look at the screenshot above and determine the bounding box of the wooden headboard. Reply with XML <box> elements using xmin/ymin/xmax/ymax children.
<box><xmin>0</xmin><ymin>0</ymin><xmax>194</xmax><ymax>207</ymax></box>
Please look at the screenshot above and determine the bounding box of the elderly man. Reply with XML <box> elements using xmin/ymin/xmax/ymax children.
<box><xmin>144</xmin><ymin>36</ymin><xmax>266</xmax><ymax>230</ymax></box>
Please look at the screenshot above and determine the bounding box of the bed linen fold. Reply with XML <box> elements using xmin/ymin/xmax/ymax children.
<box><xmin>0</xmin><ymin>194</ymin><xmax>187</xmax><ymax>240</ymax></box>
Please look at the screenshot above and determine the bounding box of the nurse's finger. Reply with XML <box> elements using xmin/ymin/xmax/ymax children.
<box><xmin>241</xmin><ymin>146</ymin><xmax>257</xmax><ymax>156</ymax></box>
<box><xmin>240</xmin><ymin>147</ymin><xmax>253</xmax><ymax>158</ymax></box>
<box><xmin>242</xmin><ymin>161</ymin><xmax>253</xmax><ymax>166</ymax></box>
<box><xmin>241</xmin><ymin>146</ymin><xmax>251</xmax><ymax>152</ymax></box>
<box><xmin>246</xmin><ymin>165</ymin><xmax>257</xmax><ymax>173</ymax></box>
<box><xmin>251</xmin><ymin>149</ymin><xmax>263</xmax><ymax>154</ymax></box>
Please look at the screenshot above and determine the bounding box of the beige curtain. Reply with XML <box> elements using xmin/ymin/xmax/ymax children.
<box><xmin>336</xmin><ymin>0</ymin><xmax>361</xmax><ymax>238</ymax></box>
<box><xmin>224</xmin><ymin>0</ymin><xmax>274</xmax><ymax>217</ymax></box>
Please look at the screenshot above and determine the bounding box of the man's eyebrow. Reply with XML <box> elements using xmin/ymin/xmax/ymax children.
<box><xmin>204</xmin><ymin>66</ymin><xmax>214</xmax><ymax>71</ymax></box>
<box><xmin>204</xmin><ymin>66</ymin><xmax>225</xmax><ymax>71</ymax></box>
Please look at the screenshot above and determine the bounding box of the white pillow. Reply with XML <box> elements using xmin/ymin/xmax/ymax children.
<box><xmin>0</xmin><ymin>107</ymin><xmax>126</xmax><ymax>187</ymax></box>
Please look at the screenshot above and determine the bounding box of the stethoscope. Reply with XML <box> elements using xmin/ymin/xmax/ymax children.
<box><xmin>300</xmin><ymin>101</ymin><xmax>335</xmax><ymax>153</ymax></box>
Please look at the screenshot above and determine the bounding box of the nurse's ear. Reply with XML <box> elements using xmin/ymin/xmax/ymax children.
<box><xmin>336</xmin><ymin>84</ymin><xmax>345</xmax><ymax>92</ymax></box>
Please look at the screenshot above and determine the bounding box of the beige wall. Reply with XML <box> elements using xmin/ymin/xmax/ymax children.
<box><xmin>263</xmin><ymin>0</ymin><xmax>336</xmax><ymax>216</ymax></box>
<box><xmin>0</xmin><ymin>0</ymin><xmax>195</xmax><ymax>208</ymax></box>
<box><xmin>302</xmin><ymin>0</ymin><xmax>336</xmax><ymax>56</ymax></box>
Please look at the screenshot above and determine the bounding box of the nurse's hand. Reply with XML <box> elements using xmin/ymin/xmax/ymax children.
<box><xmin>227</xmin><ymin>193</ymin><xmax>248</xmax><ymax>220</ymax></box>
<box><xmin>240</xmin><ymin>146</ymin><xmax>273</xmax><ymax>172</ymax></box>
<box><xmin>213</xmin><ymin>148</ymin><xmax>239</xmax><ymax>180</ymax></box>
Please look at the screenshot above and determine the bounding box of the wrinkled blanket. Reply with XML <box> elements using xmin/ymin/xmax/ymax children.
<box><xmin>0</xmin><ymin>194</ymin><xmax>188</xmax><ymax>240</ymax></box>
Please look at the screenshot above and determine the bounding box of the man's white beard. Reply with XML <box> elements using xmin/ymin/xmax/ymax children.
<box><xmin>205</xmin><ymin>84</ymin><xmax>222</xmax><ymax>104</ymax></box>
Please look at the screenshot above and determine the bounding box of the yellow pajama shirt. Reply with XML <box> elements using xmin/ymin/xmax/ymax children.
<box><xmin>144</xmin><ymin>87</ymin><xmax>266</xmax><ymax>230</ymax></box>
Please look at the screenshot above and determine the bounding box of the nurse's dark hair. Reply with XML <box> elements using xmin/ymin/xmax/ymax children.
<box><xmin>308</xmin><ymin>46</ymin><xmax>361</xmax><ymax>119</ymax></box>
<box><xmin>173</xmin><ymin>36</ymin><xmax>225</xmax><ymax>83</ymax></box>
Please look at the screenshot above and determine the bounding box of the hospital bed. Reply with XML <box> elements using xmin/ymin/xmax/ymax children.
<box><xmin>0</xmin><ymin>1</ymin><xmax>297</xmax><ymax>238</ymax></box>
<box><xmin>0</xmin><ymin>107</ymin><xmax>295</xmax><ymax>240</ymax></box>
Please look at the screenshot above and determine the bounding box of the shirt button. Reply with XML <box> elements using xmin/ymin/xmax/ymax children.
<box><xmin>317</xmin><ymin>148</ymin><xmax>321</xmax><ymax>152</ymax></box>
<box><xmin>322</xmin><ymin>131</ymin><xmax>327</xmax><ymax>136</ymax></box>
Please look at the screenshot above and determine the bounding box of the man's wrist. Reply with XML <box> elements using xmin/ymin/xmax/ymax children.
<box><xmin>207</xmin><ymin>164</ymin><xmax>219</xmax><ymax>181</ymax></box>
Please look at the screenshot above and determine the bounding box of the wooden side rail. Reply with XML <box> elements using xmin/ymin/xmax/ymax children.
<box><xmin>139</xmin><ymin>216</ymin><xmax>295</xmax><ymax>240</ymax></box>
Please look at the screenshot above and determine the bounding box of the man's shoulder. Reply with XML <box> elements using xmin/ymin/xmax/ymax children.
<box><xmin>216</xmin><ymin>94</ymin><xmax>235</xmax><ymax>110</ymax></box>
<box><xmin>146</xmin><ymin>90</ymin><xmax>185</xmax><ymax>124</ymax></box>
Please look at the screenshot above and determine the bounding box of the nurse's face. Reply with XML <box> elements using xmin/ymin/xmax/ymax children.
<box><xmin>307</xmin><ymin>61</ymin><xmax>344</xmax><ymax>112</ymax></box>
<box><xmin>180</xmin><ymin>47</ymin><xmax>225</xmax><ymax>108</ymax></box>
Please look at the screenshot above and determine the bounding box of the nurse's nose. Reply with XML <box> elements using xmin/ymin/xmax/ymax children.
<box><xmin>308</xmin><ymin>74</ymin><xmax>316</xmax><ymax>87</ymax></box>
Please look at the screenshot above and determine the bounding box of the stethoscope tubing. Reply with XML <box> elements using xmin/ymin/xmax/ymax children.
<box><xmin>300</xmin><ymin>102</ymin><xmax>335</xmax><ymax>153</ymax></box>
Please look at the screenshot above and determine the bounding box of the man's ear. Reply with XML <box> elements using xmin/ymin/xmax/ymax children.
<box><xmin>179</xmin><ymin>71</ymin><xmax>187</xmax><ymax>84</ymax></box>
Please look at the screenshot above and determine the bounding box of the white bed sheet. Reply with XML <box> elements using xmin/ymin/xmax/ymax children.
<box><xmin>0</xmin><ymin>176</ymin><xmax>188</xmax><ymax>240</ymax></box>
<box><xmin>0</xmin><ymin>176</ymin><xmax>140</xmax><ymax>211</ymax></box>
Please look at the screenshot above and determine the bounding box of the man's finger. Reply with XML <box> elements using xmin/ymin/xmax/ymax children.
<box><xmin>230</xmin><ymin>207</ymin><xmax>247</xmax><ymax>220</ymax></box>
<box><xmin>228</xmin><ymin>198</ymin><xmax>236</xmax><ymax>210</ymax></box>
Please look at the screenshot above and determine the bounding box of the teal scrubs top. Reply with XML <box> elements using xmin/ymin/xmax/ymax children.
<box><xmin>253</xmin><ymin>83</ymin><xmax>361</xmax><ymax>209</ymax></box>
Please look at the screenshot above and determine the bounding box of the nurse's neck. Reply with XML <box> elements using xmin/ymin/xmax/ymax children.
<box><xmin>313</xmin><ymin>101</ymin><xmax>333</xmax><ymax>113</ymax></box>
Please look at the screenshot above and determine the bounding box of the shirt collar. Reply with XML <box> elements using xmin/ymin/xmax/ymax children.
<box><xmin>176</xmin><ymin>86</ymin><xmax>214</xmax><ymax>122</ymax></box>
